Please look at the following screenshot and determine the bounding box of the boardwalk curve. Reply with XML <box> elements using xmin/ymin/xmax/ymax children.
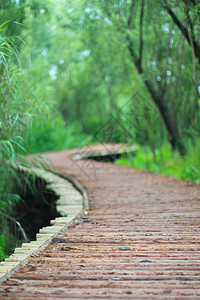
<box><xmin>0</xmin><ymin>145</ymin><xmax>200</xmax><ymax>299</ymax></box>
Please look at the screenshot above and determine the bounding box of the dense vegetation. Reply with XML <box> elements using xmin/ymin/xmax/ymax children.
<box><xmin>0</xmin><ymin>0</ymin><xmax>200</xmax><ymax>257</ymax></box>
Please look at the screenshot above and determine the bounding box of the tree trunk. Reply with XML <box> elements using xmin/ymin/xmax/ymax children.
<box><xmin>128</xmin><ymin>38</ymin><xmax>186</xmax><ymax>155</ymax></box>
<box><xmin>144</xmin><ymin>79</ymin><xmax>186</xmax><ymax>156</ymax></box>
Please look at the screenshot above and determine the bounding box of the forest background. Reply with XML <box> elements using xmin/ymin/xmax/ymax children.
<box><xmin>0</xmin><ymin>0</ymin><xmax>200</xmax><ymax>219</ymax></box>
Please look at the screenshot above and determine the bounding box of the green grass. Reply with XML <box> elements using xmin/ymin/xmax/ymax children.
<box><xmin>116</xmin><ymin>139</ymin><xmax>200</xmax><ymax>183</ymax></box>
<box><xmin>26</xmin><ymin>114</ymin><xmax>91</xmax><ymax>154</ymax></box>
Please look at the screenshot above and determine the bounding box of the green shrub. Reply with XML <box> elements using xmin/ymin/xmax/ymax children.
<box><xmin>27</xmin><ymin>113</ymin><xmax>91</xmax><ymax>153</ymax></box>
<box><xmin>117</xmin><ymin>140</ymin><xmax>200</xmax><ymax>183</ymax></box>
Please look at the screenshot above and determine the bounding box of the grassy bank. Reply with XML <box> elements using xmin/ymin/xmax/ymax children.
<box><xmin>116</xmin><ymin>140</ymin><xmax>200</xmax><ymax>183</ymax></box>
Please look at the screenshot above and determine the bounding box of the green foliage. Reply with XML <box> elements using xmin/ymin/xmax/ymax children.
<box><xmin>0</xmin><ymin>18</ymin><xmax>53</xmax><ymax>214</ymax></box>
<box><xmin>117</xmin><ymin>139</ymin><xmax>200</xmax><ymax>183</ymax></box>
<box><xmin>9</xmin><ymin>0</ymin><xmax>198</xmax><ymax>156</ymax></box>
<box><xmin>0</xmin><ymin>234</ymin><xmax>6</xmax><ymax>261</ymax></box>
<box><xmin>27</xmin><ymin>114</ymin><xmax>90</xmax><ymax>153</ymax></box>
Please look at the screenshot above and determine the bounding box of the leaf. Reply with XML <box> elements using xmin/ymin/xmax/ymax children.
<box><xmin>10</xmin><ymin>138</ymin><xmax>26</xmax><ymax>153</ymax></box>
<box><xmin>0</xmin><ymin>21</ymin><xmax>10</xmax><ymax>29</ymax></box>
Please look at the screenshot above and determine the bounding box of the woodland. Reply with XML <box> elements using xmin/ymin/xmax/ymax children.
<box><xmin>0</xmin><ymin>0</ymin><xmax>200</xmax><ymax>258</ymax></box>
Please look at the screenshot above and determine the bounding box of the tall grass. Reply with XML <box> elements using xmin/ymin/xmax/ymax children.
<box><xmin>0</xmin><ymin>23</ymin><xmax>50</xmax><ymax>214</ymax></box>
<box><xmin>26</xmin><ymin>114</ymin><xmax>90</xmax><ymax>154</ymax></box>
<box><xmin>117</xmin><ymin>140</ymin><xmax>200</xmax><ymax>183</ymax></box>
<box><xmin>0</xmin><ymin>29</ymin><xmax>22</xmax><ymax>214</ymax></box>
<box><xmin>0</xmin><ymin>22</ymin><xmax>54</xmax><ymax>260</ymax></box>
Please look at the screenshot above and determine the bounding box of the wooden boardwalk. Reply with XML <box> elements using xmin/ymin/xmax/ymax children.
<box><xmin>0</xmin><ymin>144</ymin><xmax>200</xmax><ymax>299</ymax></box>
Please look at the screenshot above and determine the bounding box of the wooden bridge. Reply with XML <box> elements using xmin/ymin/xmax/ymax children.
<box><xmin>0</xmin><ymin>144</ymin><xmax>200</xmax><ymax>299</ymax></box>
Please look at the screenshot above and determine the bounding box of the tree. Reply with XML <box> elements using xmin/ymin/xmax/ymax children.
<box><xmin>98</xmin><ymin>0</ymin><xmax>187</xmax><ymax>155</ymax></box>
<box><xmin>163</xmin><ymin>0</ymin><xmax>200</xmax><ymax>97</ymax></box>
<box><xmin>163</xmin><ymin>0</ymin><xmax>200</xmax><ymax>63</ymax></box>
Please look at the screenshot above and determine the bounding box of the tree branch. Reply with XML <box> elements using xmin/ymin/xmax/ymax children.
<box><xmin>188</xmin><ymin>26</ymin><xmax>200</xmax><ymax>98</ymax></box>
<box><xmin>163</xmin><ymin>1</ymin><xmax>200</xmax><ymax>63</ymax></box>
<box><xmin>138</xmin><ymin>0</ymin><xmax>144</xmax><ymax>66</ymax></box>
<box><xmin>127</xmin><ymin>0</ymin><xmax>136</xmax><ymax>29</ymax></box>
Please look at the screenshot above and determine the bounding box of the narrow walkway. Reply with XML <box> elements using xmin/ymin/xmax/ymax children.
<box><xmin>0</xmin><ymin>145</ymin><xmax>200</xmax><ymax>299</ymax></box>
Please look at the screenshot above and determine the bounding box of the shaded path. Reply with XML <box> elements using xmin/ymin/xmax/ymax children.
<box><xmin>0</xmin><ymin>145</ymin><xmax>200</xmax><ymax>299</ymax></box>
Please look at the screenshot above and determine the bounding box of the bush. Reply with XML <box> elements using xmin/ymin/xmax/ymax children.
<box><xmin>117</xmin><ymin>140</ymin><xmax>200</xmax><ymax>183</ymax></box>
